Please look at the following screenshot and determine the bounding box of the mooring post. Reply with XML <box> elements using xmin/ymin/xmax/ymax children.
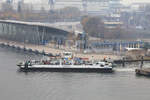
<box><xmin>122</xmin><ymin>57</ymin><xmax>125</xmax><ymax>67</ymax></box>
<box><xmin>140</xmin><ymin>56</ymin><xmax>144</xmax><ymax>69</ymax></box>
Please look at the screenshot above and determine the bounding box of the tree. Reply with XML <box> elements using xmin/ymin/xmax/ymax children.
<box><xmin>58</xmin><ymin>7</ymin><xmax>81</xmax><ymax>19</ymax></box>
<box><xmin>81</xmin><ymin>16</ymin><xmax>105</xmax><ymax>37</ymax></box>
<box><xmin>107</xmin><ymin>26</ymin><xmax>122</xmax><ymax>39</ymax></box>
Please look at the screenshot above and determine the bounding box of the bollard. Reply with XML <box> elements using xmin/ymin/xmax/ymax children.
<box><xmin>140</xmin><ymin>56</ymin><xmax>144</xmax><ymax>69</ymax></box>
<box><xmin>23</xmin><ymin>47</ymin><xmax>27</xmax><ymax>51</ymax></box>
<box><xmin>122</xmin><ymin>57</ymin><xmax>125</xmax><ymax>67</ymax></box>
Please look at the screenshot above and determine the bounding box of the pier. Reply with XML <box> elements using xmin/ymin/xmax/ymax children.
<box><xmin>114</xmin><ymin>59</ymin><xmax>150</xmax><ymax>64</ymax></box>
<box><xmin>114</xmin><ymin>56</ymin><xmax>150</xmax><ymax>67</ymax></box>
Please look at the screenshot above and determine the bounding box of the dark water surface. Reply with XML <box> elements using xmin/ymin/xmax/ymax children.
<box><xmin>0</xmin><ymin>47</ymin><xmax>150</xmax><ymax>100</ymax></box>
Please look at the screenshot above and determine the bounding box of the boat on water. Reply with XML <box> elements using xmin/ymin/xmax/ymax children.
<box><xmin>17</xmin><ymin>52</ymin><xmax>113</xmax><ymax>72</ymax></box>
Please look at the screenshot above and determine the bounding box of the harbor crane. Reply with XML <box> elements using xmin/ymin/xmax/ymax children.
<box><xmin>6</xmin><ymin>0</ymin><xmax>13</xmax><ymax>4</ymax></box>
<box><xmin>82</xmin><ymin>0</ymin><xmax>87</xmax><ymax>13</ymax></box>
<box><xmin>48</xmin><ymin>0</ymin><xmax>55</xmax><ymax>11</ymax></box>
<box><xmin>17</xmin><ymin>0</ymin><xmax>24</xmax><ymax>13</ymax></box>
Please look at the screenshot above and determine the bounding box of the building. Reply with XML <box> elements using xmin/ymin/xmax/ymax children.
<box><xmin>104</xmin><ymin>21</ymin><xmax>123</xmax><ymax>29</ymax></box>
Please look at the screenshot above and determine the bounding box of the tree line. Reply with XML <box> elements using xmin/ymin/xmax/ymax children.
<box><xmin>0</xmin><ymin>2</ymin><xmax>81</xmax><ymax>22</ymax></box>
<box><xmin>80</xmin><ymin>16</ymin><xmax>150</xmax><ymax>39</ymax></box>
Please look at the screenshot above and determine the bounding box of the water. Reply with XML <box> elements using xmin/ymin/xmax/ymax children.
<box><xmin>0</xmin><ymin>47</ymin><xmax>150</xmax><ymax>100</ymax></box>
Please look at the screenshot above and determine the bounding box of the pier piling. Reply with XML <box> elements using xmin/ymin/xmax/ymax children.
<box><xmin>122</xmin><ymin>57</ymin><xmax>125</xmax><ymax>67</ymax></box>
<box><xmin>140</xmin><ymin>56</ymin><xmax>144</xmax><ymax>69</ymax></box>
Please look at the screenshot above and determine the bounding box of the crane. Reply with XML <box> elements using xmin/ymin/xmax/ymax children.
<box><xmin>17</xmin><ymin>0</ymin><xmax>24</xmax><ymax>13</ymax></box>
<box><xmin>82</xmin><ymin>0</ymin><xmax>87</xmax><ymax>13</ymax></box>
<box><xmin>6</xmin><ymin>0</ymin><xmax>13</xmax><ymax>4</ymax></box>
<box><xmin>48</xmin><ymin>0</ymin><xmax>55</xmax><ymax>11</ymax></box>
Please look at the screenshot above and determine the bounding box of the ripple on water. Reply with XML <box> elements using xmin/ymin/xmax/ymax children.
<box><xmin>1</xmin><ymin>47</ymin><xmax>150</xmax><ymax>100</ymax></box>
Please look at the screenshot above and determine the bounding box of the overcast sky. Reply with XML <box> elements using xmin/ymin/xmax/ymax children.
<box><xmin>25</xmin><ymin>0</ymin><xmax>150</xmax><ymax>5</ymax></box>
<box><xmin>24</xmin><ymin>0</ymin><xmax>150</xmax><ymax>3</ymax></box>
<box><xmin>1</xmin><ymin>0</ymin><xmax>150</xmax><ymax>5</ymax></box>
<box><xmin>122</xmin><ymin>0</ymin><xmax>150</xmax><ymax>5</ymax></box>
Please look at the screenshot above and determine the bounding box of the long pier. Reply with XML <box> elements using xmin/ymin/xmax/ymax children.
<box><xmin>114</xmin><ymin>59</ymin><xmax>150</xmax><ymax>63</ymax></box>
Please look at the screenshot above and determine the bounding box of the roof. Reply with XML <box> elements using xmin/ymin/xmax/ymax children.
<box><xmin>0</xmin><ymin>20</ymin><xmax>70</xmax><ymax>33</ymax></box>
<box><xmin>104</xmin><ymin>21</ymin><xmax>123</xmax><ymax>25</ymax></box>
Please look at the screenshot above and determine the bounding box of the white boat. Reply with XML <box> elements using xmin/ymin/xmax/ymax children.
<box><xmin>17</xmin><ymin>60</ymin><xmax>113</xmax><ymax>72</ymax></box>
<box><xmin>17</xmin><ymin>52</ymin><xmax>113</xmax><ymax>72</ymax></box>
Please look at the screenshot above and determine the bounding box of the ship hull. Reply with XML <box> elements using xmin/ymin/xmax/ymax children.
<box><xmin>18</xmin><ymin>65</ymin><xmax>113</xmax><ymax>73</ymax></box>
<box><xmin>19</xmin><ymin>67</ymin><xmax>113</xmax><ymax>73</ymax></box>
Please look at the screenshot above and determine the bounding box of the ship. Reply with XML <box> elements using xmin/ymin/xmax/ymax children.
<box><xmin>17</xmin><ymin>52</ymin><xmax>113</xmax><ymax>72</ymax></box>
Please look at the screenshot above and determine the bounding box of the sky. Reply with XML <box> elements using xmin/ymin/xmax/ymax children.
<box><xmin>122</xmin><ymin>0</ymin><xmax>150</xmax><ymax>5</ymax></box>
<box><xmin>24</xmin><ymin>0</ymin><xmax>150</xmax><ymax>5</ymax></box>
<box><xmin>1</xmin><ymin>0</ymin><xmax>150</xmax><ymax>5</ymax></box>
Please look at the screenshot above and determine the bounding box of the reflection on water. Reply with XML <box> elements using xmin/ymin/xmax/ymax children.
<box><xmin>0</xmin><ymin>47</ymin><xmax>150</xmax><ymax>100</ymax></box>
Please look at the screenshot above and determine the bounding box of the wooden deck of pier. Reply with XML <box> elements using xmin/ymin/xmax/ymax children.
<box><xmin>114</xmin><ymin>56</ymin><xmax>150</xmax><ymax>64</ymax></box>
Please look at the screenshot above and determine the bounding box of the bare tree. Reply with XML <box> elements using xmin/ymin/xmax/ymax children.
<box><xmin>81</xmin><ymin>16</ymin><xmax>105</xmax><ymax>37</ymax></box>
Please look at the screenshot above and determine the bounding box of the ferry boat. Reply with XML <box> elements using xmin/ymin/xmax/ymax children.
<box><xmin>17</xmin><ymin>52</ymin><xmax>113</xmax><ymax>72</ymax></box>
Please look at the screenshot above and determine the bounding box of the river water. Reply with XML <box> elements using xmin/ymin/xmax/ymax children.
<box><xmin>0</xmin><ymin>47</ymin><xmax>150</xmax><ymax>100</ymax></box>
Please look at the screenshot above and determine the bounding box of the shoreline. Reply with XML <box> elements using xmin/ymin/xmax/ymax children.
<box><xmin>0</xmin><ymin>39</ymin><xmax>121</xmax><ymax>60</ymax></box>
